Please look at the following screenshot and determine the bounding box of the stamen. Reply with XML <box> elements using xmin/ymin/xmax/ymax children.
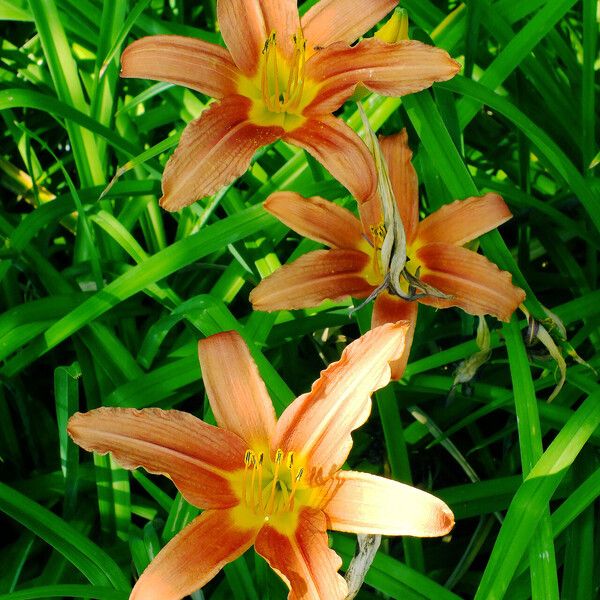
<box><xmin>287</xmin><ymin>468</ymin><xmax>304</xmax><ymax>511</ymax></box>
<box><xmin>272</xmin><ymin>41</ymin><xmax>280</xmax><ymax>110</ymax></box>
<box><xmin>242</xmin><ymin>450</ymin><xmax>255</xmax><ymax>506</ymax></box>
<box><xmin>261</xmin><ymin>33</ymin><xmax>278</xmax><ymax>111</ymax></box>
<box><xmin>256</xmin><ymin>452</ymin><xmax>264</xmax><ymax>508</ymax></box>
<box><xmin>292</xmin><ymin>38</ymin><xmax>307</xmax><ymax>109</ymax></box>
<box><xmin>249</xmin><ymin>453</ymin><xmax>257</xmax><ymax>511</ymax></box>
<box><xmin>286</xmin><ymin>34</ymin><xmax>306</xmax><ymax>111</ymax></box>
<box><xmin>266</xmin><ymin>449</ymin><xmax>284</xmax><ymax>515</ymax></box>
<box><xmin>286</xmin><ymin>36</ymin><xmax>298</xmax><ymax>100</ymax></box>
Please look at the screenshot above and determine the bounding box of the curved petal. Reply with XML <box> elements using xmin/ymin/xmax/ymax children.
<box><xmin>416</xmin><ymin>193</ymin><xmax>512</xmax><ymax>247</ymax></box>
<box><xmin>218</xmin><ymin>0</ymin><xmax>300</xmax><ymax>75</ymax></box>
<box><xmin>255</xmin><ymin>507</ymin><xmax>347</xmax><ymax>600</ymax></box>
<box><xmin>120</xmin><ymin>35</ymin><xmax>239</xmax><ymax>98</ymax></box>
<box><xmin>249</xmin><ymin>249</ymin><xmax>374</xmax><ymax>312</ymax></box>
<box><xmin>67</xmin><ymin>408</ymin><xmax>245</xmax><ymax>509</ymax></box>
<box><xmin>198</xmin><ymin>331</ymin><xmax>276</xmax><ymax>448</ymax></box>
<box><xmin>264</xmin><ymin>191</ymin><xmax>364</xmax><ymax>249</ymax></box>
<box><xmin>320</xmin><ymin>471</ymin><xmax>454</xmax><ymax>537</ymax></box>
<box><xmin>160</xmin><ymin>96</ymin><xmax>282</xmax><ymax>210</ymax></box>
<box><xmin>283</xmin><ymin>115</ymin><xmax>376</xmax><ymax>203</ymax></box>
<box><xmin>274</xmin><ymin>322</ymin><xmax>408</xmax><ymax>484</ymax></box>
<box><xmin>305</xmin><ymin>38</ymin><xmax>461</xmax><ymax>115</ymax></box>
<box><xmin>380</xmin><ymin>131</ymin><xmax>419</xmax><ymax>245</ymax></box>
<box><xmin>372</xmin><ymin>292</ymin><xmax>418</xmax><ymax>380</ymax></box>
<box><xmin>301</xmin><ymin>0</ymin><xmax>397</xmax><ymax>52</ymax></box>
<box><xmin>416</xmin><ymin>243</ymin><xmax>526</xmax><ymax>321</ymax></box>
<box><xmin>131</xmin><ymin>509</ymin><xmax>257</xmax><ymax>600</ymax></box>
<box><xmin>357</xmin><ymin>193</ymin><xmax>383</xmax><ymax>241</ymax></box>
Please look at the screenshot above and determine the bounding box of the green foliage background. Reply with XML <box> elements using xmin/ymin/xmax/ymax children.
<box><xmin>0</xmin><ymin>1</ymin><xmax>599</xmax><ymax>599</ymax></box>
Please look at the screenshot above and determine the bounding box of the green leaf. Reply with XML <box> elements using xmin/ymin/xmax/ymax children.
<box><xmin>0</xmin><ymin>0</ymin><xmax>31</xmax><ymax>20</ymax></box>
<box><xmin>475</xmin><ymin>385</ymin><xmax>600</xmax><ymax>598</ymax></box>
<box><xmin>504</xmin><ymin>317</ymin><xmax>558</xmax><ymax>599</ymax></box>
<box><xmin>1</xmin><ymin>205</ymin><xmax>276</xmax><ymax>377</ymax></box>
<box><xmin>0</xmin><ymin>482</ymin><xmax>129</xmax><ymax>590</ymax></box>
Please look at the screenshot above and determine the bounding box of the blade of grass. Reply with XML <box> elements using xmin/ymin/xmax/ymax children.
<box><xmin>54</xmin><ymin>363</ymin><xmax>81</xmax><ymax>516</ymax></box>
<box><xmin>0</xmin><ymin>89</ymin><xmax>140</xmax><ymax>157</ymax></box>
<box><xmin>439</xmin><ymin>77</ymin><xmax>600</xmax><ymax>233</ymax></box>
<box><xmin>1</xmin><ymin>205</ymin><xmax>276</xmax><ymax>376</ymax></box>
<box><xmin>474</xmin><ymin>384</ymin><xmax>600</xmax><ymax>598</ymax></box>
<box><xmin>334</xmin><ymin>534</ymin><xmax>461</xmax><ymax>600</ymax></box>
<box><xmin>582</xmin><ymin>0</ymin><xmax>598</xmax><ymax>169</ymax></box>
<box><xmin>402</xmin><ymin>90</ymin><xmax>545</xmax><ymax>316</ymax></box>
<box><xmin>503</xmin><ymin>317</ymin><xmax>559</xmax><ymax>599</ymax></box>
<box><xmin>458</xmin><ymin>0</ymin><xmax>578</xmax><ymax>127</ymax></box>
<box><xmin>0</xmin><ymin>482</ymin><xmax>129</xmax><ymax>589</ymax></box>
<box><xmin>99</xmin><ymin>0</ymin><xmax>153</xmax><ymax>78</ymax></box>
<box><xmin>27</xmin><ymin>0</ymin><xmax>104</xmax><ymax>185</ymax></box>
<box><xmin>0</xmin><ymin>586</ymin><xmax>128</xmax><ymax>600</ymax></box>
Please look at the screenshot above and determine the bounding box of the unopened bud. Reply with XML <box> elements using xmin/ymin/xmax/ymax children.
<box><xmin>375</xmin><ymin>8</ymin><xmax>409</xmax><ymax>44</ymax></box>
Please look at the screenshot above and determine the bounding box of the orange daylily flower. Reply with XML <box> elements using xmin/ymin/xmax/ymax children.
<box><xmin>250</xmin><ymin>130</ymin><xmax>526</xmax><ymax>379</ymax></box>
<box><xmin>68</xmin><ymin>325</ymin><xmax>453</xmax><ymax>600</ymax></box>
<box><xmin>120</xmin><ymin>0</ymin><xmax>460</xmax><ymax>210</ymax></box>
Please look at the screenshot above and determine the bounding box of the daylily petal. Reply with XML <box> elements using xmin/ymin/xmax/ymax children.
<box><xmin>283</xmin><ymin>115</ymin><xmax>376</xmax><ymax>203</ymax></box>
<box><xmin>357</xmin><ymin>193</ymin><xmax>383</xmax><ymax>241</ymax></box>
<box><xmin>305</xmin><ymin>38</ymin><xmax>461</xmax><ymax>115</ymax></box>
<box><xmin>249</xmin><ymin>249</ymin><xmax>374</xmax><ymax>312</ymax></box>
<box><xmin>131</xmin><ymin>509</ymin><xmax>257</xmax><ymax>600</ymax></box>
<box><xmin>320</xmin><ymin>471</ymin><xmax>454</xmax><ymax>537</ymax></box>
<box><xmin>263</xmin><ymin>191</ymin><xmax>364</xmax><ymax>249</ymax></box>
<box><xmin>198</xmin><ymin>331</ymin><xmax>276</xmax><ymax>448</ymax></box>
<box><xmin>260</xmin><ymin>0</ymin><xmax>302</xmax><ymax>59</ymax></box>
<box><xmin>274</xmin><ymin>322</ymin><xmax>408</xmax><ymax>483</ymax></box>
<box><xmin>255</xmin><ymin>507</ymin><xmax>347</xmax><ymax>600</ymax></box>
<box><xmin>416</xmin><ymin>193</ymin><xmax>513</xmax><ymax>247</ymax></box>
<box><xmin>160</xmin><ymin>95</ymin><xmax>282</xmax><ymax>211</ymax></box>
<box><xmin>381</xmin><ymin>130</ymin><xmax>419</xmax><ymax>245</ymax></box>
<box><xmin>301</xmin><ymin>0</ymin><xmax>397</xmax><ymax>52</ymax></box>
<box><xmin>218</xmin><ymin>0</ymin><xmax>300</xmax><ymax>76</ymax></box>
<box><xmin>120</xmin><ymin>35</ymin><xmax>239</xmax><ymax>98</ymax></box>
<box><xmin>372</xmin><ymin>292</ymin><xmax>418</xmax><ymax>380</ymax></box>
<box><xmin>217</xmin><ymin>0</ymin><xmax>264</xmax><ymax>76</ymax></box>
<box><xmin>416</xmin><ymin>243</ymin><xmax>526</xmax><ymax>321</ymax></box>
<box><xmin>67</xmin><ymin>408</ymin><xmax>245</xmax><ymax>509</ymax></box>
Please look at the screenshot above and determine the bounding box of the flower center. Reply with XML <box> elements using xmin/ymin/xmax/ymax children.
<box><xmin>240</xmin><ymin>448</ymin><xmax>305</xmax><ymax>523</ymax></box>
<box><xmin>238</xmin><ymin>31</ymin><xmax>317</xmax><ymax>131</ymax></box>
<box><xmin>260</xmin><ymin>32</ymin><xmax>307</xmax><ymax>114</ymax></box>
<box><xmin>362</xmin><ymin>224</ymin><xmax>432</xmax><ymax>299</ymax></box>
